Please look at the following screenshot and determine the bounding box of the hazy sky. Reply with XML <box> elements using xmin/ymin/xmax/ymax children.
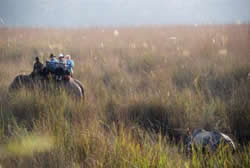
<box><xmin>0</xmin><ymin>0</ymin><xmax>249</xmax><ymax>27</ymax></box>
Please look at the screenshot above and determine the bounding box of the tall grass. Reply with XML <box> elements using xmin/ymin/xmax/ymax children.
<box><xmin>0</xmin><ymin>25</ymin><xmax>250</xmax><ymax>167</ymax></box>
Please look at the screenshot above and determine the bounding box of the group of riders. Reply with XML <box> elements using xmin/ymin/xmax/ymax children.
<box><xmin>32</xmin><ymin>53</ymin><xmax>75</xmax><ymax>81</ymax></box>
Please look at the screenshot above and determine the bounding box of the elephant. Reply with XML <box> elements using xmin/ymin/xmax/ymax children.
<box><xmin>9</xmin><ymin>73</ymin><xmax>85</xmax><ymax>100</ymax></box>
<box><xmin>184</xmin><ymin>129</ymin><xmax>236</xmax><ymax>154</ymax></box>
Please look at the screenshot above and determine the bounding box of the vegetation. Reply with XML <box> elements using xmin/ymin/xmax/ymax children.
<box><xmin>0</xmin><ymin>25</ymin><xmax>250</xmax><ymax>167</ymax></box>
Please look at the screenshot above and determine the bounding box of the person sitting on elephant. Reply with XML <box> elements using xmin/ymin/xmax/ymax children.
<box><xmin>55</xmin><ymin>53</ymin><xmax>67</xmax><ymax>80</ymax></box>
<box><xmin>31</xmin><ymin>56</ymin><xmax>44</xmax><ymax>78</ymax></box>
<box><xmin>46</xmin><ymin>53</ymin><xmax>58</xmax><ymax>73</ymax></box>
<box><xmin>58</xmin><ymin>53</ymin><xmax>66</xmax><ymax>66</ymax></box>
<box><xmin>65</xmin><ymin>54</ymin><xmax>74</xmax><ymax>76</ymax></box>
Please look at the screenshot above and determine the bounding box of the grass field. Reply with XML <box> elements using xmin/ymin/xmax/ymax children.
<box><xmin>0</xmin><ymin>24</ymin><xmax>250</xmax><ymax>167</ymax></box>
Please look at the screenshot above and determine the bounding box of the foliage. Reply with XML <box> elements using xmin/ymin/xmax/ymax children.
<box><xmin>0</xmin><ymin>25</ymin><xmax>250</xmax><ymax>167</ymax></box>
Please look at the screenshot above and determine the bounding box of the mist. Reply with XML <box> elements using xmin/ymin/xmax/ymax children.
<box><xmin>0</xmin><ymin>0</ymin><xmax>249</xmax><ymax>27</ymax></box>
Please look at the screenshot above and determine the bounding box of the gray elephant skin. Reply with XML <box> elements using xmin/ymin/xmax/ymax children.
<box><xmin>185</xmin><ymin>129</ymin><xmax>236</xmax><ymax>154</ymax></box>
<box><xmin>9</xmin><ymin>74</ymin><xmax>84</xmax><ymax>99</ymax></box>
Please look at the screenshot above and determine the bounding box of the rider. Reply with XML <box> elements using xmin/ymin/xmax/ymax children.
<box><xmin>65</xmin><ymin>54</ymin><xmax>74</xmax><ymax>76</ymax></box>
<box><xmin>55</xmin><ymin>53</ymin><xmax>67</xmax><ymax>80</ymax></box>
<box><xmin>58</xmin><ymin>53</ymin><xmax>66</xmax><ymax>64</ymax></box>
<box><xmin>31</xmin><ymin>56</ymin><xmax>44</xmax><ymax>77</ymax></box>
<box><xmin>46</xmin><ymin>53</ymin><xmax>58</xmax><ymax>74</ymax></box>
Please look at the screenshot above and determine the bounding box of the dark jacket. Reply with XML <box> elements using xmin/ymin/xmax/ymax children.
<box><xmin>33</xmin><ymin>61</ymin><xmax>44</xmax><ymax>74</ymax></box>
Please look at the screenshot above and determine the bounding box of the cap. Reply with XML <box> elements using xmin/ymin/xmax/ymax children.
<box><xmin>58</xmin><ymin>53</ymin><xmax>64</xmax><ymax>58</ymax></box>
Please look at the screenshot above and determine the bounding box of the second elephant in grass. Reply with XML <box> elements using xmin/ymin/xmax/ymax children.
<box><xmin>185</xmin><ymin>129</ymin><xmax>236</xmax><ymax>154</ymax></box>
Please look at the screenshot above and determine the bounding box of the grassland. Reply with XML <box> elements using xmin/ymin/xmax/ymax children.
<box><xmin>0</xmin><ymin>24</ymin><xmax>250</xmax><ymax>167</ymax></box>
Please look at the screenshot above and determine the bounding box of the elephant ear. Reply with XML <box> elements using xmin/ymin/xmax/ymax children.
<box><xmin>73</xmin><ymin>79</ymin><xmax>84</xmax><ymax>97</ymax></box>
<box><xmin>63</xmin><ymin>78</ymin><xmax>83</xmax><ymax>99</ymax></box>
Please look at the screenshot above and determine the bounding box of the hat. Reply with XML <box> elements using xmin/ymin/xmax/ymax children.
<box><xmin>65</xmin><ymin>54</ymin><xmax>71</xmax><ymax>59</ymax></box>
<box><xmin>58</xmin><ymin>53</ymin><xmax>64</xmax><ymax>58</ymax></box>
<box><xmin>50</xmin><ymin>53</ymin><xmax>55</xmax><ymax>58</ymax></box>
